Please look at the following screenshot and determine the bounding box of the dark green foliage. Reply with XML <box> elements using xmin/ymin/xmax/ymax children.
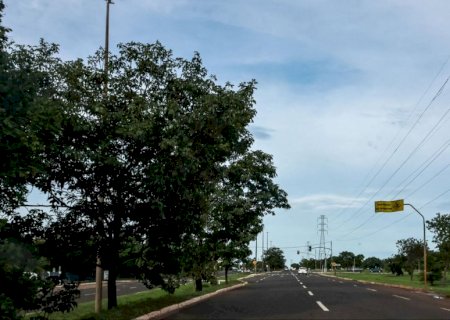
<box><xmin>335</xmin><ymin>251</ymin><xmax>355</xmax><ymax>269</ymax></box>
<box><xmin>0</xmin><ymin>217</ymin><xmax>80</xmax><ymax>319</ymax></box>
<box><xmin>39</xmin><ymin>212</ymin><xmax>97</xmax><ymax>280</ymax></box>
<box><xmin>262</xmin><ymin>247</ymin><xmax>286</xmax><ymax>270</ymax></box>
<box><xmin>362</xmin><ymin>256</ymin><xmax>383</xmax><ymax>270</ymax></box>
<box><xmin>0</xmin><ymin>0</ymin><xmax>290</xmax><ymax>307</ymax></box>
<box><xmin>396</xmin><ymin>238</ymin><xmax>424</xmax><ymax>280</ymax></box>
<box><xmin>427</xmin><ymin>213</ymin><xmax>450</xmax><ymax>281</ymax></box>
<box><xmin>0</xmin><ymin>35</ymin><xmax>61</xmax><ymax>213</ymax></box>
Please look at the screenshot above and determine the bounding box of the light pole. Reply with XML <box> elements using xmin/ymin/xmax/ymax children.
<box><xmin>375</xmin><ymin>199</ymin><xmax>427</xmax><ymax>288</ymax></box>
<box><xmin>405</xmin><ymin>203</ymin><xmax>427</xmax><ymax>288</ymax></box>
<box><xmin>95</xmin><ymin>196</ymin><xmax>104</xmax><ymax>313</ymax></box>
<box><xmin>95</xmin><ymin>0</ymin><xmax>113</xmax><ymax>313</ymax></box>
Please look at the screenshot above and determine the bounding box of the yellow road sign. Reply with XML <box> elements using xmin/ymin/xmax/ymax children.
<box><xmin>375</xmin><ymin>199</ymin><xmax>404</xmax><ymax>212</ymax></box>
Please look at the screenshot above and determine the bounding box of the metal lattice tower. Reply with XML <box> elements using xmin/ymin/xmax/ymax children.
<box><xmin>317</xmin><ymin>215</ymin><xmax>328</xmax><ymax>271</ymax></box>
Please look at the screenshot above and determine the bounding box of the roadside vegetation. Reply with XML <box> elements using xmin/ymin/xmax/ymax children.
<box><xmin>28</xmin><ymin>273</ymin><xmax>249</xmax><ymax>320</ymax></box>
<box><xmin>0</xmin><ymin>1</ymin><xmax>289</xmax><ymax>318</ymax></box>
<box><xmin>330</xmin><ymin>271</ymin><xmax>450</xmax><ymax>297</ymax></box>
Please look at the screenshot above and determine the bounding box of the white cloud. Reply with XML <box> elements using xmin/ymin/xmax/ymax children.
<box><xmin>290</xmin><ymin>194</ymin><xmax>368</xmax><ymax>211</ymax></box>
<box><xmin>4</xmin><ymin>0</ymin><xmax>450</xmax><ymax>263</ymax></box>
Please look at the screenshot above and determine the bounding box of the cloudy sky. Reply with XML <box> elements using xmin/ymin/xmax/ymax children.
<box><xmin>4</xmin><ymin>0</ymin><xmax>450</xmax><ymax>265</ymax></box>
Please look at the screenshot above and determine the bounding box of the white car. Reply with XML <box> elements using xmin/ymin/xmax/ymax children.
<box><xmin>298</xmin><ymin>267</ymin><xmax>308</xmax><ymax>275</ymax></box>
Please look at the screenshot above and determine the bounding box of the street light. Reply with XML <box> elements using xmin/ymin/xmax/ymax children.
<box><xmin>95</xmin><ymin>1</ymin><xmax>113</xmax><ymax>313</ymax></box>
<box><xmin>405</xmin><ymin>203</ymin><xmax>427</xmax><ymax>288</ymax></box>
<box><xmin>374</xmin><ymin>199</ymin><xmax>427</xmax><ymax>287</ymax></box>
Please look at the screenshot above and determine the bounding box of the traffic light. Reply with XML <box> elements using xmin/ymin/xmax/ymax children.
<box><xmin>297</xmin><ymin>250</ymin><xmax>300</xmax><ymax>254</ymax></box>
<box><xmin>308</xmin><ymin>245</ymin><xmax>312</xmax><ymax>252</ymax></box>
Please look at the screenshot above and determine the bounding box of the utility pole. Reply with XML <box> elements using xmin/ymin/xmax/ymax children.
<box><xmin>255</xmin><ymin>235</ymin><xmax>258</xmax><ymax>273</ymax></box>
<box><xmin>262</xmin><ymin>231</ymin><xmax>265</xmax><ymax>271</ymax></box>
<box><xmin>405</xmin><ymin>203</ymin><xmax>428</xmax><ymax>288</ymax></box>
<box><xmin>266</xmin><ymin>231</ymin><xmax>269</xmax><ymax>250</ymax></box>
<box><xmin>317</xmin><ymin>215</ymin><xmax>328</xmax><ymax>272</ymax></box>
<box><xmin>96</xmin><ymin>0</ymin><xmax>113</xmax><ymax>313</ymax></box>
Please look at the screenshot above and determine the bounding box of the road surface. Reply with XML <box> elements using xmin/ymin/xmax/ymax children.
<box><xmin>162</xmin><ymin>271</ymin><xmax>450</xmax><ymax>319</ymax></box>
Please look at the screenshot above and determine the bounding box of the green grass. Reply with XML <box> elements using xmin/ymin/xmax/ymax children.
<box><xmin>38</xmin><ymin>273</ymin><xmax>250</xmax><ymax>320</ymax></box>
<box><xmin>330</xmin><ymin>271</ymin><xmax>450</xmax><ymax>297</ymax></box>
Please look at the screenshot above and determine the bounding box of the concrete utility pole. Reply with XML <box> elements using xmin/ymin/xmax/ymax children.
<box><xmin>262</xmin><ymin>231</ymin><xmax>265</xmax><ymax>271</ymax></box>
<box><xmin>96</xmin><ymin>0</ymin><xmax>113</xmax><ymax>313</ymax></box>
<box><xmin>255</xmin><ymin>235</ymin><xmax>258</xmax><ymax>273</ymax></box>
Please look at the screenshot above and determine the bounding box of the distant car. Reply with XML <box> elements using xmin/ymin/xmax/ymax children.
<box><xmin>298</xmin><ymin>267</ymin><xmax>308</xmax><ymax>275</ymax></box>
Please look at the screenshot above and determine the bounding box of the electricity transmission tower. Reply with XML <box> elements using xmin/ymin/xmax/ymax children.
<box><xmin>317</xmin><ymin>215</ymin><xmax>328</xmax><ymax>272</ymax></box>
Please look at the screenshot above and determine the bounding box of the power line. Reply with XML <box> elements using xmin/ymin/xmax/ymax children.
<box><xmin>405</xmin><ymin>163</ymin><xmax>450</xmax><ymax>199</ymax></box>
<box><xmin>388</xmin><ymin>140</ymin><xmax>450</xmax><ymax>199</ymax></box>
<box><xmin>339</xmin><ymin>213</ymin><xmax>413</xmax><ymax>242</ymax></box>
<box><xmin>419</xmin><ymin>187</ymin><xmax>450</xmax><ymax>209</ymax></box>
<box><xmin>329</xmin><ymin>62</ymin><xmax>450</xmax><ymax>226</ymax></box>
<box><xmin>332</xmin><ymin>77</ymin><xmax>449</xmax><ymax>231</ymax></box>
<box><xmin>334</xmin><ymin>81</ymin><xmax>450</xmax><ymax>234</ymax></box>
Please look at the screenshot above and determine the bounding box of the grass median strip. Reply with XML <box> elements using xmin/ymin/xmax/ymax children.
<box><xmin>29</xmin><ymin>273</ymin><xmax>250</xmax><ymax>320</ymax></box>
<box><xmin>328</xmin><ymin>272</ymin><xmax>450</xmax><ymax>297</ymax></box>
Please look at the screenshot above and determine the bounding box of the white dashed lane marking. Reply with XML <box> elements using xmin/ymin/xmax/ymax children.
<box><xmin>367</xmin><ymin>288</ymin><xmax>377</xmax><ymax>292</ymax></box>
<box><xmin>393</xmin><ymin>294</ymin><xmax>410</xmax><ymax>300</ymax></box>
<box><xmin>316</xmin><ymin>301</ymin><xmax>330</xmax><ymax>312</ymax></box>
<box><xmin>308</xmin><ymin>291</ymin><xmax>314</xmax><ymax>296</ymax></box>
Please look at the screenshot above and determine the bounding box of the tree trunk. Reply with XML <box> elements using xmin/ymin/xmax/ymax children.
<box><xmin>225</xmin><ymin>265</ymin><xmax>229</xmax><ymax>284</ymax></box>
<box><xmin>107</xmin><ymin>263</ymin><xmax>117</xmax><ymax>309</ymax></box>
<box><xmin>444</xmin><ymin>258</ymin><xmax>448</xmax><ymax>281</ymax></box>
<box><xmin>107</xmin><ymin>217</ymin><xmax>121</xmax><ymax>309</ymax></box>
<box><xmin>195</xmin><ymin>278</ymin><xmax>203</xmax><ymax>291</ymax></box>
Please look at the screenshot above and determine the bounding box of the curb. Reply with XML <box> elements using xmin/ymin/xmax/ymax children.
<box><xmin>134</xmin><ymin>281</ymin><xmax>247</xmax><ymax>320</ymax></box>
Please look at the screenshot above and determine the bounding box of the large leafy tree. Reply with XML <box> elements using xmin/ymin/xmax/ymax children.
<box><xmin>262</xmin><ymin>247</ymin><xmax>286</xmax><ymax>270</ymax></box>
<box><xmin>206</xmin><ymin>150</ymin><xmax>289</xmax><ymax>283</ymax></box>
<box><xmin>427</xmin><ymin>213</ymin><xmax>450</xmax><ymax>281</ymax></box>
<box><xmin>362</xmin><ymin>256</ymin><xmax>382</xmax><ymax>270</ymax></box>
<box><xmin>38</xmin><ymin>41</ymin><xmax>258</xmax><ymax>308</ymax></box>
<box><xmin>0</xmin><ymin>1</ymin><xmax>61</xmax><ymax>213</ymax></box>
<box><xmin>179</xmin><ymin>149</ymin><xmax>290</xmax><ymax>290</ymax></box>
<box><xmin>396</xmin><ymin>237</ymin><xmax>424</xmax><ymax>280</ymax></box>
<box><xmin>335</xmin><ymin>251</ymin><xmax>355</xmax><ymax>269</ymax></box>
<box><xmin>0</xmin><ymin>2</ymin><xmax>78</xmax><ymax>317</ymax></box>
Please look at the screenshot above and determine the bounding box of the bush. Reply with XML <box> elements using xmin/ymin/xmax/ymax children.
<box><xmin>418</xmin><ymin>268</ymin><xmax>443</xmax><ymax>286</ymax></box>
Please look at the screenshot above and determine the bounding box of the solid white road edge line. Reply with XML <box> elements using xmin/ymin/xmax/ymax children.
<box><xmin>316</xmin><ymin>301</ymin><xmax>329</xmax><ymax>312</ymax></box>
<box><xmin>392</xmin><ymin>295</ymin><xmax>410</xmax><ymax>300</ymax></box>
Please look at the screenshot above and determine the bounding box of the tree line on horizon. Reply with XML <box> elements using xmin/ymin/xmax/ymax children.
<box><xmin>293</xmin><ymin>214</ymin><xmax>449</xmax><ymax>285</ymax></box>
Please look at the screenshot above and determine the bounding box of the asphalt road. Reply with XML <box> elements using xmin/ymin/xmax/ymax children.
<box><xmin>161</xmin><ymin>271</ymin><xmax>450</xmax><ymax>319</ymax></box>
<box><xmin>77</xmin><ymin>280</ymin><xmax>148</xmax><ymax>303</ymax></box>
